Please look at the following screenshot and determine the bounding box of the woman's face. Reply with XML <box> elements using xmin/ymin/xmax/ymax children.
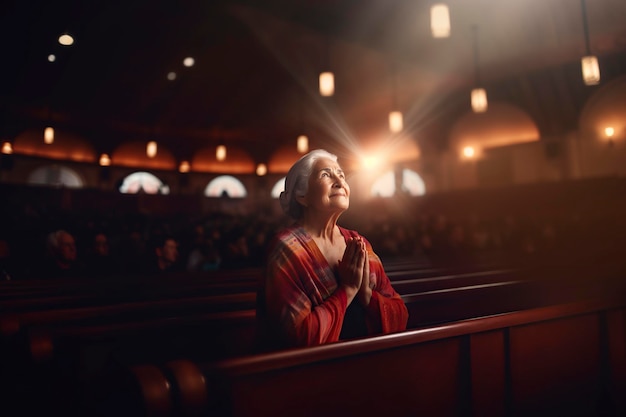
<box><xmin>299</xmin><ymin>157</ymin><xmax>350</xmax><ymax>214</ymax></box>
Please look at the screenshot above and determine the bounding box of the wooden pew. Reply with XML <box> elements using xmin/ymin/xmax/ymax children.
<box><xmin>105</xmin><ymin>297</ymin><xmax>626</xmax><ymax>417</ymax></box>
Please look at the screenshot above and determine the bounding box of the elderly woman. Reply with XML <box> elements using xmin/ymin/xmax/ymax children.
<box><xmin>263</xmin><ymin>149</ymin><xmax>408</xmax><ymax>348</ymax></box>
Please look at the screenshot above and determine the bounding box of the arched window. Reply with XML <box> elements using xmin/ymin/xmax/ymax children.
<box><xmin>28</xmin><ymin>164</ymin><xmax>84</xmax><ymax>188</ymax></box>
<box><xmin>204</xmin><ymin>175</ymin><xmax>247</xmax><ymax>198</ymax></box>
<box><xmin>119</xmin><ymin>171</ymin><xmax>170</xmax><ymax>194</ymax></box>
<box><xmin>271</xmin><ymin>177</ymin><xmax>286</xmax><ymax>198</ymax></box>
<box><xmin>370</xmin><ymin>169</ymin><xmax>426</xmax><ymax>197</ymax></box>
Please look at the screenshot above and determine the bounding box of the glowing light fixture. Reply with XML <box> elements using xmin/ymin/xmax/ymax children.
<box><xmin>183</xmin><ymin>57</ymin><xmax>195</xmax><ymax>67</ymax></box>
<box><xmin>580</xmin><ymin>0</ymin><xmax>600</xmax><ymax>85</ymax></box>
<box><xmin>471</xmin><ymin>26</ymin><xmax>487</xmax><ymax>113</ymax></box>
<box><xmin>48</xmin><ymin>54</ymin><xmax>56</xmax><ymax>62</ymax></box>
<box><xmin>167</xmin><ymin>72</ymin><xmax>177</xmax><ymax>81</ymax></box>
<box><xmin>471</xmin><ymin>88</ymin><xmax>488</xmax><ymax>113</ymax></box>
<box><xmin>256</xmin><ymin>163</ymin><xmax>267</xmax><ymax>176</ymax></box>
<box><xmin>389</xmin><ymin>111</ymin><xmax>404</xmax><ymax>133</ymax></box>
<box><xmin>319</xmin><ymin>72</ymin><xmax>335</xmax><ymax>97</ymax></box>
<box><xmin>462</xmin><ymin>146</ymin><xmax>476</xmax><ymax>159</ymax></box>
<box><xmin>99</xmin><ymin>153</ymin><xmax>111</xmax><ymax>166</ymax></box>
<box><xmin>44</xmin><ymin>127</ymin><xmax>54</xmax><ymax>144</ymax></box>
<box><xmin>389</xmin><ymin>63</ymin><xmax>403</xmax><ymax>133</ymax></box>
<box><xmin>216</xmin><ymin>145</ymin><xmax>227</xmax><ymax>161</ymax></box>
<box><xmin>179</xmin><ymin>161</ymin><xmax>190</xmax><ymax>173</ymax></box>
<box><xmin>430</xmin><ymin>4</ymin><xmax>451</xmax><ymax>38</ymax></box>
<box><xmin>297</xmin><ymin>135</ymin><xmax>309</xmax><ymax>154</ymax></box>
<box><xmin>362</xmin><ymin>155</ymin><xmax>382</xmax><ymax>170</ymax></box>
<box><xmin>605</xmin><ymin>127</ymin><xmax>615</xmax><ymax>138</ymax></box>
<box><xmin>146</xmin><ymin>141</ymin><xmax>157</xmax><ymax>158</ymax></box>
<box><xmin>58</xmin><ymin>33</ymin><xmax>74</xmax><ymax>46</ymax></box>
<box><xmin>2</xmin><ymin>142</ymin><xmax>13</xmax><ymax>154</ymax></box>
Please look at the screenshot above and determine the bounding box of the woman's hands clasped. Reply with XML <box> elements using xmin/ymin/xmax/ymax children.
<box><xmin>337</xmin><ymin>236</ymin><xmax>372</xmax><ymax>306</ymax></box>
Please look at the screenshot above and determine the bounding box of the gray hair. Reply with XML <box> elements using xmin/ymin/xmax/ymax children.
<box><xmin>279</xmin><ymin>149</ymin><xmax>338</xmax><ymax>220</ymax></box>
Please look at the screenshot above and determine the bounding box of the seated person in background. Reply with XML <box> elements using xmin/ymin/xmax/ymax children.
<box><xmin>39</xmin><ymin>229</ymin><xmax>84</xmax><ymax>279</ymax></box>
<box><xmin>83</xmin><ymin>232</ymin><xmax>122</xmax><ymax>279</ymax></box>
<box><xmin>261</xmin><ymin>149</ymin><xmax>408</xmax><ymax>348</ymax></box>
<box><xmin>145</xmin><ymin>235</ymin><xmax>181</xmax><ymax>273</ymax></box>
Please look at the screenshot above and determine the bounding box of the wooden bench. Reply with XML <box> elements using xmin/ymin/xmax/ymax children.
<box><xmin>101</xmin><ymin>297</ymin><xmax>626</xmax><ymax>417</ymax></box>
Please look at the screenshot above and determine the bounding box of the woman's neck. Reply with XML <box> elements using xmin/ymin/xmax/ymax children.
<box><xmin>301</xmin><ymin>212</ymin><xmax>341</xmax><ymax>242</ymax></box>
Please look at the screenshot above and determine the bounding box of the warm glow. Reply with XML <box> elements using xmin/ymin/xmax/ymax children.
<box><xmin>430</xmin><ymin>4</ymin><xmax>451</xmax><ymax>38</ymax></box>
<box><xmin>2</xmin><ymin>142</ymin><xmax>12</xmax><ymax>154</ymax></box>
<box><xmin>389</xmin><ymin>111</ymin><xmax>403</xmax><ymax>133</ymax></box>
<box><xmin>471</xmin><ymin>88</ymin><xmax>488</xmax><ymax>113</ymax></box>
<box><xmin>605</xmin><ymin>127</ymin><xmax>615</xmax><ymax>138</ymax></box>
<box><xmin>183</xmin><ymin>57</ymin><xmax>195</xmax><ymax>67</ymax></box>
<box><xmin>167</xmin><ymin>72</ymin><xmax>177</xmax><ymax>81</ymax></box>
<box><xmin>44</xmin><ymin>127</ymin><xmax>54</xmax><ymax>144</ymax></box>
<box><xmin>462</xmin><ymin>146</ymin><xmax>476</xmax><ymax>159</ymax></box>
<box><xmin>256</xmin><ymin>163</ymin><xmax>267</xmax><ymax>176</ymax></box>
<box><xmin>297</xmin><ymin>135</ymin><xmax>309</xmax><ymax>154</ymax></box>
<box><xmin>146</xmin><ymin>141</ymin><xmax>157</xmax><ymax>158</ymax></box>
<box><xmin>99</xmin><ymin>153</ymin><xmax>111</xmax><ymax>166</ymax></box>
<box><xmin>216</xmin><ymin>145</ymin><xmax>227</xmax><ymax>161</ymax></box>
<box><xmin>361</xmin><ymin>155</ymin><xmax>382</xmax><ymax>170</ymax></box>
<box><xmin>179</xmin><ymin>160</ymin><xmax>190</xmax><ymax>173</ymax></box>
<box><xmin>58</xmin><ymin>33</ymin><xmax>74</xmax><ymax>46</ymax></box>
<box><xmin>581</xmin><ymin>55</ymin><xmax>600</xmax><ymax>86</ymax></box>
<box><xmin>48</xmin><ymin>54</ymin><xmax>56</xmax><ymax>62</ymax></box>
<box><xmin>319</xmin><ymin>72</ymin><xmax>335</xmax><ymax>96</ymax></box>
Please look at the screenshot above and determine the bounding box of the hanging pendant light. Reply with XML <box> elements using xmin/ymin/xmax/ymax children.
<box><xmin>216</xmin><ymin>144</ymin><xmax>227</xmax><ymax>161</ymax></box>
<box><xmin>580</xmin><ymin>0</ymin><xmax>600</xmax><ymax>85</ymax></box>
<box><xmin>44</xmin><ymin>127</ymin><xmax>55</xmax><ymax>144</ymax></box>
<box><xmin>256</xmin><ymin>163</ymin><xmax>267</xmax><ymax>176</ymax></box>
<box><xmin>430</xmin><ymin>4</ymin><xmax>451</xmax><ymax>38</ymax></box>
<box><xmin>388</xmin><ymin>63</ymin><xmax>403</xmax><ymax>133</ymax></box>
<box><xmin>389</xmin><ymin>111</ymin><xmax>404</xmax><ymax>133</ymax></box>
<box><xmin>319</xmin><ymin>72</ymin><xmax>335</xmax><ymax>97</ymax></box>
<box><xmin>146</xmin><ymin>141</ymin><xmax>157</xmax><ymax>158</ymax></box>
<box><xmin>2</xmin><ymin>142</ymin><xmax>13</xmax><ymax>154</ymax></box>
<box><xmin>99</xmin><ymin>154</ymin><xmax>111</xmax><ymax>166</ymax></box>
<box><xmin>179</xmin><ymin>161</ymin><xmax>190</xmax><ymax>173</ymax></box>
<box><xmin>471</xmin><ymin>88</ymin><xmax>488</xmax><ymax>113</ymax></box>
<box><xmin>319</xmin><ymin>37</ymin><xmax>334</xmax><ymax>96</ymax></box>
<box><xmin>297</xmin><ymin>135</ymin><xmax>309</xmax><ymax>154</ymax></box>
<box><xmin>471</xmin><ymin>26</ymin><xmax>487</xmax><ymax>113</ymax></box>
<box><xmin>58</xmin><ymin>32</ymin><xmax>74</xmax><ymax>46</ymax></box>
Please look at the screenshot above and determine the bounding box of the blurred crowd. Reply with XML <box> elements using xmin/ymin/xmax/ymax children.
<box><xmin>2</xmin><ymin>191</ymin><xmax>623</xmax><ymax>281</ymax></box>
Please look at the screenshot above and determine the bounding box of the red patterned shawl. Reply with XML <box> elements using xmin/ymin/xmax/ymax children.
<box><xmin>264</xmin><ymin>224</ymin><xmax>408</xmax><ymax>347</ymax></box>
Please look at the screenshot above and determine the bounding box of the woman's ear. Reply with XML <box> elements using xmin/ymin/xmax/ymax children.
<box><xmin>295</xmin><ymin>194</ymin><xmax>308</xmax><ymax>207</ymax></box>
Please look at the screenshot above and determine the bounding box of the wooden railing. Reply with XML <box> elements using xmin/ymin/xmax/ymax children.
<box><xmin>102</xmin><ymin>297</ymin><xmax>626</xmax><ymax>417</ymax></box>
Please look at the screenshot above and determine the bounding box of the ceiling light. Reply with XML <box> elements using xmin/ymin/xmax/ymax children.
<box><xmin>146</xmin><ymin>141</ymin><xmax>157</xmax><ymax>158</ymax></box>
<box><xmin>471</xmin><ymin>26</ymin><xmax>488</xmax><ymax>113</ymax></box>
<box><xmin>256</xmin><ymin>163</ymin><xmax>267</xmax><ymax>176</ymax></box>
<box><xmin>430</xmin><ymin>4</ymin><xmax>451</xmax><ymax>38</ymax></box>
<box><xmin>580</xmin><ymin>0</ymin><xmax>600</xmax><ymax>85</ymax></box>
<box><xmin>58</xmin><ymin>33</ymin><xmax>74</xmax><ymax>46</ymax></box>
<box><xmin>471</xmin><ymin>88</ymin><xmax>488</xmax><ymax>113</ymax></box>
<box><xmin>216</xmin><ymin>145</ymin><xmax>227</xmax><ymax>161</ymax></box>
<box><xmin>167</xmin><ymin>72</ymin><xmax>177</xmax><ymax>81</ymax></box>
<box><xmin>297</xmin><ymin>135</ymin><xmax>309</xmax><ymax>154</ymax></box>
<box><xmin>319</xmin><ymin>72</ymin><xmax>334</xmax><ymax>96</ymax></box>
<box><xmin>389</xmin><ymin>111</ymin><xmax>403</xmax><ymax>133</ymax></box>
<box><xmin>44</xmin><ymin>127</ymin><xmax>54</xmax><ymax>144</ymax></box>
<box><xmin>48</xmin><ymin>54</ymin><xmax>56</xmax><ymax>62</ymax></box>
<box><xmin>462</xmin><ymin>146</ymin><xmax>476</xmax><ymax>159</ymax></box>
<box><xmin>179</xmin><ymin>161</ymin><xmax>190</xmax><ymax>173</ymax></box>
<box><xmin>183</xmin><ymin>57</ymin><xmax>195</xmax><ymax>67</ymax></box>
<box><xmin>99</xmin><ymin>154</ymin><xmax>111</xmax><ymax>166</ymax></box>
<box><xmin>2</xmin><ymin>142</ymin><xmax>13</xmax><ymax>154</ymax></box>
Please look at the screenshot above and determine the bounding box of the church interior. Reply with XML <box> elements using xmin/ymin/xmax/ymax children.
<box><xmin>1</xmin><ymin>0</ymin><xmax>626</xmax><ymax>415</ymax></box>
